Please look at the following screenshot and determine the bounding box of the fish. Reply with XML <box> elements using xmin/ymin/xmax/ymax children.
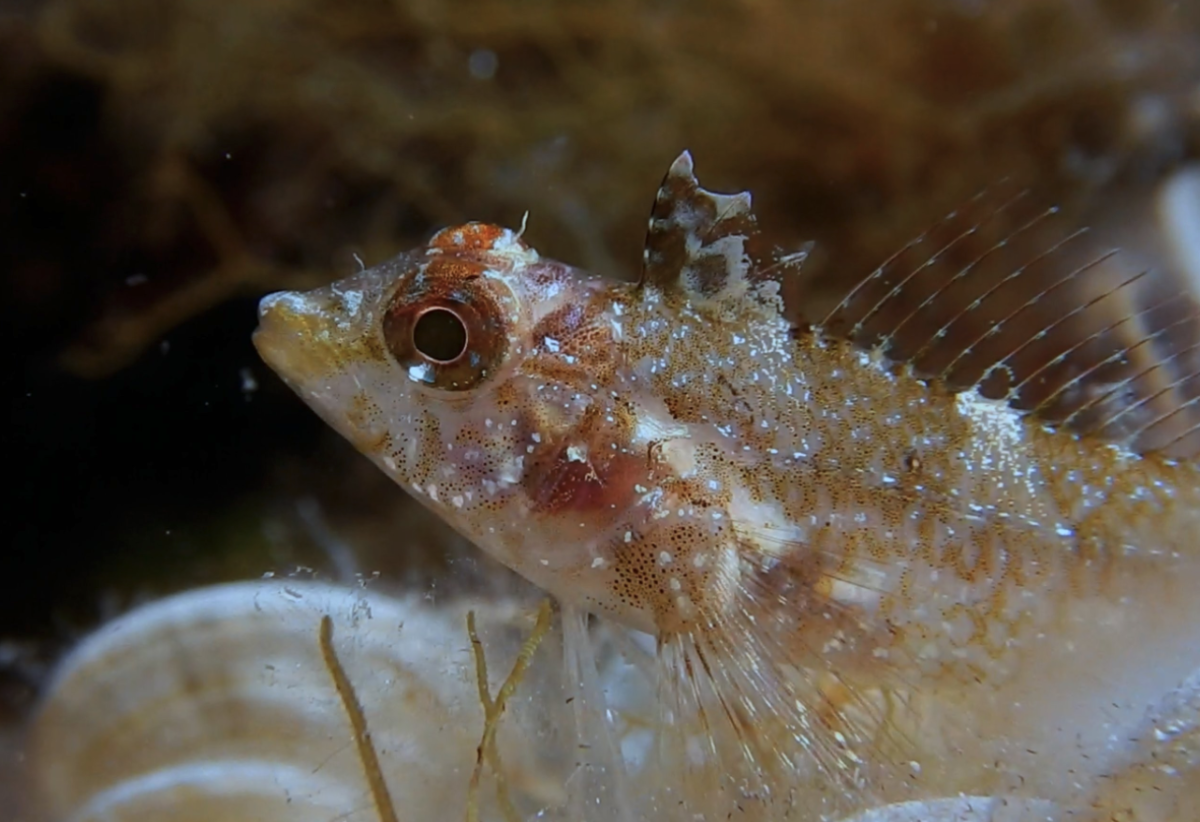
<box><xmin>253</xmin><ymin>153</ymin><xmax>1200</xmax><ymax>821</ymax></box>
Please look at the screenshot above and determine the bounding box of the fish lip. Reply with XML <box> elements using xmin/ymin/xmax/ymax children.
<box><xmin>252</xmin><ymin>290</ymin><xmax>302</xmax><ymax>373</ymax></box>
<box><xmin>252</xmin><ymin>288</ymin><xmax>342</xmax><ymax>386</ymax></box>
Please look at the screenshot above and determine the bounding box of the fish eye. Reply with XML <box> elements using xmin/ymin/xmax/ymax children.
<box><xmin>382</xmin><ymin>292</ymin><xmax>506</xmax><ymax>392</ymax></box>
<box><xmin>412</xmin><ymin>307</ymin><xmax>468</xmax><ymax>363</ymax></box>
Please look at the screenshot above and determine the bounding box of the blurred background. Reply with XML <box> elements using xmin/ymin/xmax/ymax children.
<box><xmin>3</xmin><ymin>0</ymin><xmax>1199</xmax><ymax>813</ymax></box>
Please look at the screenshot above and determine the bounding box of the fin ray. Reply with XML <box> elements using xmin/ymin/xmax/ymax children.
<box><xmin>933</xmin><ymin>231</ymin><xmax>1103</xmax><ymax>383</ymax></box>
<box><xmin>1004</xmin><ymin>268</ymin><xmax>1161</xmax><ymax>401</ymax></box>
<box><xmin>816</xmin><ymin>180</ymin><xmax>1200</xmax><ymax>459</ymax></box>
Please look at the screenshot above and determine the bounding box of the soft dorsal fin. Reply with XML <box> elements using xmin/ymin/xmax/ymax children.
<box><xmin>819</xmin><ymin>181</ymin><xmax>1200</xmax><ymax>459</ymax></box>
<box><xmin>640</xmin><ymin>152</ymin><xmax>810</xmax><ymax>306</ymax></box>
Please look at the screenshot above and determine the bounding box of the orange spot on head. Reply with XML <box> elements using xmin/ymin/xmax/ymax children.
<box><xmin>421</xmin><ymin>255</ymin><xmax>489</xmax><ymax>286</ymax></box>
<box><xmin>429</xmin><ymin>222</ymin><xmax>512</xmax><ymax>253</ymax></box>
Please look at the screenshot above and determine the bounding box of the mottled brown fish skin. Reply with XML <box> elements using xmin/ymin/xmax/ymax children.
<box><xmin>254</xmin><ymin>161</ymin><xmax>1200</xmax><ymax>818</ymax></box>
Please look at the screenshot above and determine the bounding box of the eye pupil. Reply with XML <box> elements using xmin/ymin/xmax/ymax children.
<box><xmin>412</xmin><ymin>307</ymin><xmax>468</xmax><ymax>363</ymax></box>
<box><xmin>383</xmin><ymin>287</ymin><xmax>505</xmax><ymax>392</ymax></box>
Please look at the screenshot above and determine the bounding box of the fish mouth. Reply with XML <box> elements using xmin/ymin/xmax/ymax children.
<box><xmin>253</xmin><ymin>289</ymin><xmax>345</xmax><ymax>390</ymax></box>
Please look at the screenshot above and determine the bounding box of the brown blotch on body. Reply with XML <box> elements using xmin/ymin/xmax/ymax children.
<box><xmin>519</xmin><ymin>401</ymin><xmax>648</xmax><ymax>515</ymax></box>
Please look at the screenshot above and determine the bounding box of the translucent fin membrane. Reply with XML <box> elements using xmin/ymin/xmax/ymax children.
<box><xmin>644</xmin><ymin>531</ymin><xmax>928</xmax><ymax>819</ymax></box>
<box><xmin>821</xmin><ymin>181</ymin><xmax>1200</xmax><ymax>458</ymax></box>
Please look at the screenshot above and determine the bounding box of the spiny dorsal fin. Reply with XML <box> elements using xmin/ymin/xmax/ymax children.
<box><xmin>641</xmin><ymin>152</ymin><xmax>809</xmax><ymax>305</ymax></box>
<box><xmin>820</xmin><ymin>181</ymin><xmax>1200</xmax><ymax>460</ymax></box>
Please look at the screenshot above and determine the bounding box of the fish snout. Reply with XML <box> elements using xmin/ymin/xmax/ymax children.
<box><xmin>253</xmin><ymin>289</ymin><xmax>349</xmax><ymax>386</ymax></box>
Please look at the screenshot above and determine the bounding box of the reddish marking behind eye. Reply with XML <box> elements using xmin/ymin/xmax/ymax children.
<box><xmin>523</xmin><ymin>295</ymin><xmax>618</xmax><ymax>384</ymax></box>
<box><xmin>429</xmin><ymin>223</ymin><xmax>521</xmax><ymax>253</ymax></box>
<box><xmin>532</xmin><ymin>302</ymin><xmax>587</xmax><ymax>339</ymax></box>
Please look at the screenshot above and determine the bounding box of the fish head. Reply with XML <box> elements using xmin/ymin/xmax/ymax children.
<box><xmin>254</xmin><ymin>223</ymin><xmax>645</xmax><ymax>603</ymax></box>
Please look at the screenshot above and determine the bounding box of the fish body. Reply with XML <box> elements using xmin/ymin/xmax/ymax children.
<box><xmin>255</xmin><ymin>154</ymin><xmax>1200</xmax><ymax>820</ymax></box>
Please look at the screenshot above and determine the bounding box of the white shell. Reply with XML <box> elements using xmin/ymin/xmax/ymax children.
<box><xmin>30</xmin><ymin>579</ymin><xmax>1198</xmax><ymax>821</ymax></box>
<box><xmin>30</xmin><ymin>580</ymin><xmax>570</xmax><ymax>822</ymax></box>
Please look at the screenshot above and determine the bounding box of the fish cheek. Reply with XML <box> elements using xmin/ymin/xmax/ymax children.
<box><xmin>516</xmin><ymin>395</ymin><xmax>644</xmax><ymax>515</ymax></box>
<box><xmin>521</xmin><ymin>439</ymin><xmax>649</xmax><ymax>515</ymax></box>
<box><xmin>340</xmin><ymin>390</ymin><xmax>393</xmax><ymax>457</ymax></box>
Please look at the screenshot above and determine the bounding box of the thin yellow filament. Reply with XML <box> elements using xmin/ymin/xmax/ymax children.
<box><xmin>466</xmin><ymin>600</ymin><xmax>554</xmax><ymax>822</ymax></box>
<box><xmin>319</xmin><ymin>614</ymin><xmax>400</xmax><ymax>822</ymax></box>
